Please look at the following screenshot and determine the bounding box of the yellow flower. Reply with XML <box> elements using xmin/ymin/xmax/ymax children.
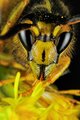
<box><xmin>0</xmin><ymin>72</ymin><xmax>80</xmax><ymax>120</ymax></box>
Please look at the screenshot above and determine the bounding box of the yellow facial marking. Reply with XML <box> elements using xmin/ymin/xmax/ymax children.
<box><xmin>53</xmin><ymin>25</ymin><xmax>61</xmax><ymax>37</ymax></box>
<box><xmin>31</xmin><ymin>41</ymin><xmax>57</xmax><ymax>65</ymax></box>
<box><xmin>53</xmin><ymin>24</ymin><xmax>72</xmax><ymax>37</ymax></box>
<box><xmin>30</xmin><ymin>26</ymin><xmax>39</xmax><ymax>36</ymax></box>
<box><xmin>21</xmin><ymin>19</ymin><xmax>33</xmax><ymax>24</ymax></box>
<box><xmin>37</xmin><ymin>22</ymin><xmax>52</xmax><ymax>35</ymax></box>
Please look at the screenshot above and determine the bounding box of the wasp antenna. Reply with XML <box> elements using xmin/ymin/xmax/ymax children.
<box><xmin>0</xmin><ymin>24</ymin><xmax>32</xmax><ymax>40</ymax></box>
<box><xmin>67</xmin><ymin>15</ymin><xmax>80</xmax><ymax>25</ymax></box>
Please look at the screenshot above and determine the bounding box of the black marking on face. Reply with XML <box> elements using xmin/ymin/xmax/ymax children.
<box><xmin>37</xmin><ymin>34</ymin><xmax>55</xmax><ymax>42</ymax></box>
<box><xmin>42</xmin><ymin>50</ymin><xmax>45</xmax><ymax>62</ymax></box>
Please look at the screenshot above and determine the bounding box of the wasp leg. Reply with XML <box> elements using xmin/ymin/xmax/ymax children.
<box><xmin>43</xmin><ymin>55</ymin><xmax>70</xmax><ymax>87</ymax></box>
<box><xmin>1</xmin><ymin>0</ymin><xmax>29</xmax><ymax>35</ymax></box>
<box><xmin>58</xmin><ymin>90</ymin><xmax>80</xmax><ymax>96</ymax></box>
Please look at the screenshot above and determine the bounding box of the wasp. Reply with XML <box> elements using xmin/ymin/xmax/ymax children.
<box><xmin>0</xmin><ymin>0</ymin><xmax>80</xmax><ymax>86</ymax></box>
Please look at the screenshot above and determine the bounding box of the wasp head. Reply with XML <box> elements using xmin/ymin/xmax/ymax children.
<box><xmin>0</xmin><ymin>0</ymin><xmax>80</xmax><ymax>80</ymax></box>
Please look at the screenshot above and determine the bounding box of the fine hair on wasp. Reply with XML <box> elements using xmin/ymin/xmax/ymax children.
<box><xmin>0</xmin><ymin>0</ymin><xmax>80</xmax><ymax>81</ymax></box>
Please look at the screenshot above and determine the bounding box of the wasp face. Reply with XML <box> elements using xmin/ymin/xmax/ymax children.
<box><xmin>18</xmin><ymin>11</ymin><xmax>72</xmax><ymax>79</ymax></box>
<box><xmin>30</xmin><ymin>22</ymin><xmax>58</xmax><ymax>64</ymax></box>
<box><xmin>19</xmin><ymin>20</ymin><xmax>58</xmax><ymax>79</ymax></box>
<box><xmin>29</xmin><ymin>23</ymin><xmax>58</xmax><ymax>79</ymax></box>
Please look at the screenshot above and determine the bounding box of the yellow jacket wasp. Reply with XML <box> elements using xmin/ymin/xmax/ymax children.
<box><xmin>0</xmin><ymin>0</ymin><xmax>80</xmax><ymax>86</ymax></box>
<box><xmin>0</xmin><ymin>1</ymin><xmax>80</xmax><ymax>119</ymax></box>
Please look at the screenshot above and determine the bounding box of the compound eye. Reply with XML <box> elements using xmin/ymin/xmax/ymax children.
<box><xmin>18</xmin><ymin>30</ymin><xmax>35</xmax><ymax>51</ymax></box>
<box><xmin>57</xmin><ymin>32</ymin><xmax>72</xmax><ymax>54</ymax></box>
